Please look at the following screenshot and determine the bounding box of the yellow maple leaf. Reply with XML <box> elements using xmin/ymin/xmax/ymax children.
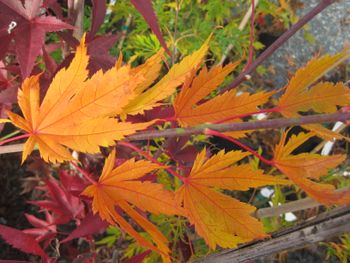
<box><xmin>82</xmin><ymin>149</ymin><xmax>184</xmax><ymax>261</ymax></box>
<box><xmin>131</xmin><ymin>49</ymin><xmax>165</xmax><ymax>95</ymax></box>
<box><xmin>273</xmin><ymin>131</ymin><xmax>350</xmax><ymax>205</ymax></box>
<box><xmin>120</xmin><ymin>36</ymin><xmax>210</xmax><ymax>117</ymax></box>
<box><xmin>277</xmin><ymin>49</ymin><xmax>350</xmax><ymax>141</ymax></box>
<box><xmin>7</xmin><ymin>35</ymin><xmax>153</xmax><ymax>163</ymax></box>
<box><xmin>175</xmin><ymin>149</ymin><xmax>289</xmax><ymax>249</ymax></box>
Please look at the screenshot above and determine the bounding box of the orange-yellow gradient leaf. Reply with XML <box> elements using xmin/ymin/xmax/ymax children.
<box><xmin>174</xmin><ymin>63</ymin><xmax>238</xmax><ymax>118</ymax></box>
<box><xmin>277</xmin><ymin>49</ymin><xmax>350</xmax><ymax>141</ymax></box>
<box><xmin>131</xmin><ymin>49</ymin><xmax>165</xmax><ymax>95</ymax></box>
<box><xmin>82</xmin><ymin>149</ymin><xmax>183</xmax><ymax>260</ymax></box>
<box><xmin>121</xmin><ymin>36</ymin><xmax>210</xmax><ymax>117</ymax></box>
<box><xmin>174</xmin><ymin>63</ymin><xmax>272</xmax><ymax>138</ymax></box>
<box><xmin>273</xmin><ymin>131</ymin><xmax>350</xmax><ymax>205</ymax></box>
<box><xmin>176</xmin><ymin>149</ymin><xmax>288</xmax><ymax>249</ymax></box>
<box><xmin>279</xmin><ymin>82</ymin><xmax>350</xmax><ymax>116</ymax></box>
<box><xmin>8</xmin><ymin>35</ymin><xmax>152</xmax><ymax>163</ymax></box>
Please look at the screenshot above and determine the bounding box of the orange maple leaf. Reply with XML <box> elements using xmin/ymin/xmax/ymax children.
<box><xmin>82</xmin><ymin>149</ymin><xmax>184</xmax><ymax>261</ymax></box>
<box><xmin>175</xmin><ymin>149</ymin><xmax>289</xmax><ymax>249</ymax></box>
<box><xmin>120</xmin><ymin>36</ymin><xmax>210</xmax><ymax>117</ymax></box>
<box><xmin>277</xmin><ymin>49</ymin><xmax>350</xmax><ymax>141</ymax></box>
<box><xmin>273</xmin><ymin>131</ymin><xmax>350</xmax><ymax>205</ymax></box>
<box><xmin>7</xmin><ymin>35</ymin><xmax>153</xmax><ymax>163</ymax></box>
<box><xmin>174</xmin><ymin>63</ymin><xmax>273</xmax><ymax>138</ymax></box>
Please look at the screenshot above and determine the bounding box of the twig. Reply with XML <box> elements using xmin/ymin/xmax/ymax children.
<box><xmin>0</xmin><ymin>143</ymin><xmax>24</xmax><ymax>154</ymax></box>
<box><xmin>221</xmin><ymin>0</ymin><xmax>337</xmax><ymax>93</ymax></box>
<box><xmin>117</xmin><ymin>15</ymin><xmax>132</xmax><ymax>51</ymax></box>
<box><xmin>70</xmin><ymin>0</ymin><xmax>85</xmax><ymax>40</ymax></box>
<box><xmin>126</xmin><ymin>112</ymin><xmax>350</xmax><ymax>141</ymax></box>
<box><xmin>219</xmin><ymin>0</ymin><xmax>260</xmax><ymax>65</ymax></box>
<box><xmin>1</xmin><ymin>111</ymin><xmax>350</xmax><ymax>155</ymax></box>
<box><xmin>244</xmin><ymin>0</ymin><xmax>256</xmax><ymax>70</ymax></box>
<box><xmin>256</xmin><ymin>197</ymin><xmax>320</xmax><ymax>219</ymax></box>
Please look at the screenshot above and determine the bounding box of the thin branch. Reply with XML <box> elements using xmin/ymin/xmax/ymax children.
<box><xmin>219</xmin><ymin>0</ymin><xmax>260</xmax><ymax>65</ymax></box>
<box><xmin>256</xmin><ymin>198</ymin><xmax>318</xmax><ymax>219</ymax></box>
<box><xmin>70</xmin><ymin>0</ymin><xmax>85</xmax><ymax>40</ymax></box>
<box><xmin>243</xmin><ymin>0</ymin><xmax>256</xmax><ymax>70</ymax></box>
<box><xmin>126</xmin><ymin>112</ymin><xmax>350</xmax><ymax>141</ymax></box>
<box><xmin>1</xmin><ymin>112</ymin><xmax>349</xmax><ymax>155</ymax></box>
<box><xmin>0</xmin><ymin>143</ymin><xmax>24</xmax><ymax>154</ymax></box>
<box><xmin>221</xmin><ymin>0</ymin><xmax>337</xmax><ymax>92</ymax></box>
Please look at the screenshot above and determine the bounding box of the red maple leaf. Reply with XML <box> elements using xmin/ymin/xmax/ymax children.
<box><xmin>0</xmin><ymin>0</ymin><xmax>73</xmax><ymax>77</ymax></box>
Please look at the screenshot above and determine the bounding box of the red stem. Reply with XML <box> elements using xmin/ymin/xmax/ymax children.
<box><xmin>157</xmin><ymin>116</ymin><xmax>177</xmax><ymax>123</ymax></box>
<box><xmin>118</xmin><ymin>141</ymin><xmax>187</xmax><ymax>182</ymax></box>
<box><xmin>70</xmin><ymin>161</ymin><xmax>97</xmax><ymax>185</ymax></box>
<box><xmin>244</xmin><ymin>0</ymin><xmax>255</xmax><ymax>71</ymax></box>
<box><xmin>0</xmin><ymin>133</ymin><xmax>31</xmax><ymax>146</ymax></box>
<box><xmin>205</xmin><ymin>129</ymin><xmax>274</xmax><ymax>166</ymax></box>
<box><xmin>214</xmin><ymin>107</ymin><xmax>280</xmax><ymax>124</ymax></box>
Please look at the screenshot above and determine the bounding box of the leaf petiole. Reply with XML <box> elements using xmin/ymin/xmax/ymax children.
<box><xmin>119</xmin><ymin>141</ymin><xmax>188</xmax><ymax>182</ymax></box>
<box><xmin>0</xmin><ymin>130</ymin><xmax>21</xmax><ymax>141</ymax></box>
<box><xmin>0</xmin><ymin>133</ymin><xmax>30</xmax><ymax>146</ymax></box>
<box><xmin>70</xmin><ymin>161</ymin><xmax>97</xmax><ymax>185</ymax></box>
<box><xmin>205</xmin><ymin>129</ymin><xmax>274</xmax><ymax>166</ymax></box>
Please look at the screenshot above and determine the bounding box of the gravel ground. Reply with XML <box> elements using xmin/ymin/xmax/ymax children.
<box><xmin>263</xmin><ymin>0</ymin><xmax>350</xmax><ymax>88</ymax></box>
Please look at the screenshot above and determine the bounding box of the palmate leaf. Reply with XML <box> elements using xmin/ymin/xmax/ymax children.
<box><xmin>7</xmin><ymin>35</ymin><xmax>157</xmax><ymax>163</ymax></box>
<box><xmin>0</xmin><ymin>224</ymin><xmax>47</xmax><ymax>259</ymax></box>
<box><xmin>0</xmin><ymin>0</ymin><xmax>74</xmax><ymax>77</ymax></box>
<box><xmin>175</xmin><ymin>149</ymin><xmax>289</xmax><ymax>249</ymax></box>
<box><xmin>121</xmin><ymin>36</ymin><xmax>210</xmax><ymax>117</ymax></box>
<box><xmin>174</xmin><ymin>62</ymin><xmax>273</xmax><ymax>138</ymax></box>
<box><xmin>82</xmin><ymin>149</ymin><xmax>184</xmax><ymax>261</ymax></box>
<box><xmin>273</xmin><ymin>131</ymin><xmax>350</xmax><ymax>205</ymax></box>
<box><xmin>277</xmin><ymin>48</ymin><xmax>350</xmax><ymax>141</ymax></box>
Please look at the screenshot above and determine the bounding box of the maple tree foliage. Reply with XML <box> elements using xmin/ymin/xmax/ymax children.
<box><xmin>83</xmin><ymin>149</ymin><xmax>184</xmax><ymax>261</ymax></box>
<box><xmin>1</xmin><ymin>1</ymin><xmax>350</xmax><ymax>261</ymax></box>
<box><xmin>2</xmin><ymin>35</ymin><xmax>350</xmax><ymax>260</ymax></box>
<box><xmin>273</xmin><ymin>131</ymin><xmax>350</xmax><ymax>205</ymax></box>
<box><xmin>7</xmin><ymin>34</ymin><xmax>208</xmax><ymax>163</ymax></box>
<box><xmin>175</xmin><ymin>149</ymin><xmax>289</xmax><ymax>249</ymax></box>
<box><xmin>276</xmin><ymin>49</ymin><xmax>350</xmax><ymax>141</ymax></box>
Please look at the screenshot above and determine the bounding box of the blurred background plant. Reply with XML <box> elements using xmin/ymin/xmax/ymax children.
<box><xmin>322</xmin><ymin>234</ymin><xmax>350</xmax><ymax>263</ymax></box>
<box><xmin>103</xmin><ymin>0</ymin><xmax>297</xmax><ymax>64</ymax></box>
